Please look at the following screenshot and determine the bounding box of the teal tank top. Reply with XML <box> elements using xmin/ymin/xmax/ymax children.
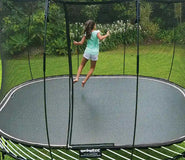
<box><xmin>84</xmin><ymin>30</ymin><xmax>100</xmax><ymax>55</ymax></box>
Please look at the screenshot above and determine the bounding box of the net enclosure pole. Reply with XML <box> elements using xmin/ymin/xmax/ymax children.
<box><xmin>131</xmin><ymin>0</ymin><xmax>140</xmax><ymax>159</ymax></box>
<box><xmin>168</xmin><ymin>5</ymin><xmax>182</xmax><ymax>81</ymax></box>
<box><xmin>168</xmin><ymin>28</ymin><xmax>176</xmax><ymax>81</ymax></box>
<box><xmin>63</xmin><ymin>2</ymin><xmax>74</xmax><ymax>149</ymax></box>
<box><xmin>43</xmin><ymin>0</ymin><xmax>53</xmax><ymax>159</ymax></box>
<box><xmin>27</xmin><ymin>14</ymin><xmax>34</xmax><ymax>80</ymax></box>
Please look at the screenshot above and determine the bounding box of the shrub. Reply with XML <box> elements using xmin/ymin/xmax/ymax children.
<box><xmin>70</xmin><ymin>20</ymin><xmax>139</xmax><ymax>53</ymax></box>
<box><xmin>175</xmin><ymin>22</ymin><xmax>185</xmax><ymax>44</ymax></box>
<box><xmin>46</xmin><ymin>38</ymin><xmax>67</xmax><ymax>55</ymax></box>
<box><xmin>155</xmin><ymin>23</ymin><xmax>185</xmax><ymax>44</ymax></box>
<box><xmin>140</xmin><ymin>2</ymin><xmax>159</xmax><ymax>41</ymax></box>
<box><xmin>155</xmin><ymin>29</ymin><xmax>174</xmax><ymax>43</ymax></box>
<box><xmin>2</xmin><ymin>34</ymin><xmax>28</xmax><ymax>55</ymax></box>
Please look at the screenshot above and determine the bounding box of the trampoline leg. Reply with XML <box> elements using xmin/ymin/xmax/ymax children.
<box><xmin>2</xmin><ymin>152</ymin><xmax>5</xmax><ymax>160</ymax></box>
<box><xmin>183</xmin><ymin>152</ymin><xmax>185</xmax><ymax>158</ymax></box>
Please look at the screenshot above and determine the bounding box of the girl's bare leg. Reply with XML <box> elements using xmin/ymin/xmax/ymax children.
<box><xmin>82</xmin><ymin>60</ymin><xmax>96</xmax><ymax>87</ymax></box>
<box><xmin>73</xmin><ymin>57</ymin><xmax>88</xmax><ymax>83</ymax></box>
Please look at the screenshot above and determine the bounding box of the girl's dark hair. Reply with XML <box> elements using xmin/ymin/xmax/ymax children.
<box><xmin>84</xmin><ymin>20</ymin><xmax>95</xmax><ymax>39</ymax></box>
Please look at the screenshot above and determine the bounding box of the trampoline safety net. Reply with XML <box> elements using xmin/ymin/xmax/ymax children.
<box><xmin>0</xmin><ymin>0</ymin><xmax>185</xmax><ymax>155</ymax></box>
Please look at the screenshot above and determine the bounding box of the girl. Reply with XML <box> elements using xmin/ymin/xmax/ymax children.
<box><xmin>73</xmin><ymin>20</ymin><xmax>110</xmax><ymax>87</ymax></box>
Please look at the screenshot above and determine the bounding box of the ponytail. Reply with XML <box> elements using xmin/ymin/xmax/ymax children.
<box><xmin>84</xmin><ymin>20</ymin><xmax>95</xmax><ymax>39</ymax></box>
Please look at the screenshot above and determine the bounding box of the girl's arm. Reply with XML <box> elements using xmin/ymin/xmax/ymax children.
<box><xmin>73</xmin><ymin>36</ymin><xmax>86</xmax><ymax>45</ymax></box>
<box><xmin>97</xmin><ymin>31</ymin><xmax>110</xmax><ymax>40</ymax></box>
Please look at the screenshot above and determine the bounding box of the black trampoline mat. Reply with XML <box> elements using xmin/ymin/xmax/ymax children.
<box><xmin>0</xmin><ymin>76</ymin><xmax>185</xmax><ymax>148</ymax></box>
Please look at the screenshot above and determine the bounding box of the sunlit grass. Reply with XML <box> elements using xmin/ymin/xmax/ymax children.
<box><xmin>3</xmin><ymin>44</ymin><xmax>185</xmax><ymax>95</ymax></box>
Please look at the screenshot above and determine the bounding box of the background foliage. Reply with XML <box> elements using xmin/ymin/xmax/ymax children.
<box><xmin>0</xmin><ymin>0</ymin><xmax>185</xmax><ymax>56</ymax></box>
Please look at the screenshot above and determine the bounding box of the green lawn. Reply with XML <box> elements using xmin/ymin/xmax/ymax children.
<box><xmin>3</xmin><ymin>44</ymin><xmax>185</xmax><ymax>95</ymax></box>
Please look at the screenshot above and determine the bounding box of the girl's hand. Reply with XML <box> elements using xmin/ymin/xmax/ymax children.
<box><xmin>106</xmin><ymin>31</ymin><xmax>110</xmax><ymax>36</ymax></box>
<box><xmin>73</xmin><ymin>41</ymin><xmax>78</xmax><ymax>45</ymax></box>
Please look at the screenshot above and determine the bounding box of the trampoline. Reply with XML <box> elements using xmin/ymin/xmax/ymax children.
<box><xmin>1</xmin><ymin>0</ymin><xmax>185</xmax><ymax>159</ymax></box>
<box><xmin>0</xmin><ymin>76</ymin><xmax>185</xmax><ymax>148</ymax></box>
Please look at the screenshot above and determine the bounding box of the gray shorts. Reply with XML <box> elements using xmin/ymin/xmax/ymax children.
<box><xmin>83</xmin><ymin>53</ymin><xmax>98</xmax><ymax>61</ymax></box>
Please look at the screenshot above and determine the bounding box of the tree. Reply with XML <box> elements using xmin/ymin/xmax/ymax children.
<box><xmin>140</xmin><ymin>2</ymin><xmax>159</xmax><ymax>40</ymax></box>
<box><xmin>151</xmin><ymin>2</ymin><xmax>176</xmax><ymax>29</ymax></box>
<box><xmin>174</xmin><ymin>3</ymin><xmax>182</xmax><ymax>24</ymax></box>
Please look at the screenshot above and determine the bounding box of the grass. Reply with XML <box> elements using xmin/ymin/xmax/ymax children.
<box><xmin>3</xmin><ymin>44</ymin><xmax>185</xmax><ymax>95</ymax></box>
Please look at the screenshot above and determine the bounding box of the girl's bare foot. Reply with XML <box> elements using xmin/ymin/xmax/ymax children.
<box><xmin>73</xmin><ymin>78</ymin><xmax>79</xmax><ymax>84</ymax></box>
<box><xmin>82</xmin><ymin>81</ymin><xmax>86</xmax><ymax>87</ymax></box>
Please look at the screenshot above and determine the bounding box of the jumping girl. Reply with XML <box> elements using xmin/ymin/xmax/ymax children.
<box><xmin>73</xmin><ymin>20</ymin><xmax>110</xmax><ymax>87</ymax></box>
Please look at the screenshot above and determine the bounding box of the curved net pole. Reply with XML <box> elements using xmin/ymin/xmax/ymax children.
<box><xmin>118</xmin><ymin>2</ymin><xmax>127</xmax><ymax>75</ymax></box>
<box><xmin>131</xmin><ymin>0</ymin><xmax>140</xmax><ymax>159</ymax></box>
<box><xmin>118</xmin><ymin>1</ymin><xmax>130</xmax><ymax>75</ymax></box>
<box><xmin>43</xmin><ymin>0</ymin><xmax>53</xmax><ymax>159</ymax></box>
<box><xmin>27</xmin><ymin>14</ymin><xmax>33</xmax><ymax>80</ymax></box>
<box><xmin>63</xmin><ymin>2</ymin><xmax>74</xmax><ymax>148</ymax></box>
<box><xmin>77</xmin><ymin>23</ymin><xmax>80</xmax><ymax>70</ymax></box>
<box><xmin>168</xmin><ymin>26</ymin><xmax>176</xmax><ymax>81</ymax></box>
<box><xmin>123</xmin><ymin>35</ymin><xmax>126</xmax><ymax>75</ymax></box>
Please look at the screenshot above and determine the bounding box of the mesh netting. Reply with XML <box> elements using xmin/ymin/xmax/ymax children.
<box><xmin>1</xmin><ymin>0</ymin><xmax>185</xmax><ymax>96</ymax></box>
<box><xmin>0</xmin><ymin>0</ymin><xmax>185</xmax><ymax>153</ymax></box>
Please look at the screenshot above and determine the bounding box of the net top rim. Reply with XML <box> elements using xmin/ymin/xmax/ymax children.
<box><xmin>55</xmin><ymin>0</ymin><xmax>185</xmax><ymax>4</ymax></box>
<box><xmin>55</xmin><ymin>0</ymin><xmax>132</xmax><ymax>5</ymax></box>
<box><xmin>12</xmin><ymin>0</ymin><xmax>185</xmax><ymax>3</ymax></box>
